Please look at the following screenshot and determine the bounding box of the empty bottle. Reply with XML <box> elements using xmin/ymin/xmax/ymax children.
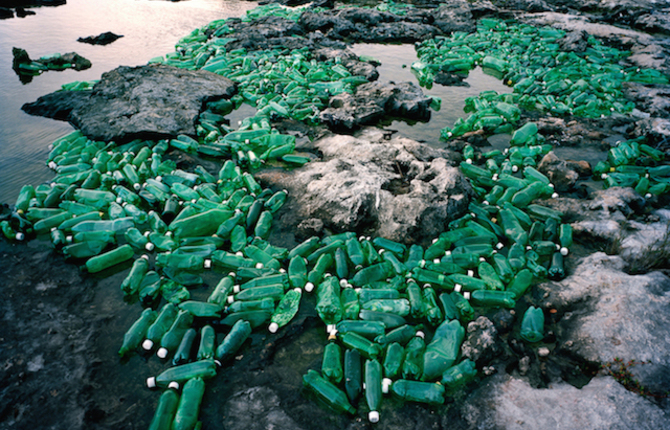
<box><xmin>146</xmin><ymin>359</ymin><xmax>217</xmax><ymax>389</ymax></box>
<box><xmin>422</xmin><ymin>319</ymin><xmax>464</xmax><ymax>381</ymax></box>
<box><xmin>172</xmin><ymin>377</ymin><xmax>205</xmax><ymax>430</ymax></box>
<box><xmin>322</xmin><ymin>341</ymin><xmax>343</xmax><ymax>384</ymax></box>
<box><xmin>344</xmin><ymin>349</ymin><xmax>362</xmax><ymax>403</ymax></box>
<box><xmin>391</xmin><ymin>380</ymin><xmax>445</xmax><ymax>405</ymax></box>
<box><xmin>441</xmin><ymin>359</ymin><xmax>477</xmax><ymax>390</ymax></box>
<box><xmin>302</xmin><ymin>369</ymin><xmax>356</xmax><ymax>415</ymax></box>
<box><xmin>216</xmin><ymin>319</ymin><xmax>251</xmax><ymax>362</ymax></box>
<box><xmin>269</xmin><ymin>288</ymin><xmax>302</xmax><ymax>333</ymax></box>
<box><xmin>86</xmin><ymin>244</ymin><xmax>134</xmax><ymax>273</ymax></box>
<box><xmin>157</xmin><ymin>310</ymin><xmax>194</xmax><ymax>359</ymax></box>
<box><xmin>365</xmin><ymin>359</ymin><xmax>383</xmax><ymax>423</ymax></box>
<box><xmin>148</xmin><ymin>388</ymin><xmax>180</xmax><ymax>430</ymax></box>
<box><xmin>119</xmin><ymin>307</ymin><xmax>157</xmax><ymax>358</ymax></box>
<box><xmin>520</xmin><ymin>306</ymin><xmax>544</xmax><ymax>342</ymax></box>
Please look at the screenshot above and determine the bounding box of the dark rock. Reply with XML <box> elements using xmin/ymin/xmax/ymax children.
<box><xmin>434</xmin><ymin>72</ymin><xmax>470</xmax><ymax>87</ymax></box>
<box><xmin>320</xmin><ymin>81</ymin><xmax>432</xmax><ymax>132</ymax></box>
<box><xmin>559</xmin><ymin>30</ymin><xmax>589</xmax><ymax>52</ymax></box>
<box><xmin>15</xmin><ymin>6</ymin><xmax>34</xmax><ymax>17</ymax></box>
<box><xmin>55</xmin><ymin>52</ymin><xmax>92</xmax><ymax>71</ymax></box>
<box><xmin>0</xmin><ymin>7</ymin><xmax>14</xmax><ymax>18</ymax></box>
<box><xmin>432</xmin><ymin>0</ymin><xmax>477</xmax><ymax>34</ymax></box>
<box><xmin>537</xmin><ymin>151</ymin><xmax>583</xmax><ymax>193</ymax></box>
<box><xmin>222</xmin><ymin>387</ymin><xmax>303</xmax><ymax>430</ymax></box>
<box><xmin>77</xmin><ymin>31</ymin><xmax>124</xmax><ymax>46</ymax></box>
<box><xmin>12</xmin><ymin>46</ymin><xmax>30</xmax><ymax>67</ymax></box>
<box><xmin>23</xmin><ymin>64</ymin><xmax>237</xmax><ymax>143</ymax></box>
<box><xmin>461</xmin><ymin>316</ymin><xmax>502</xmax><ymax>367</ymax></box>
<box><xmin>296</xmin><ymin>218</ymin><xmax>324</xmax><ymax>239</ymax></box>
<box><xmin>21</xmin><ymin>89</ymin><xmax>90</xmax><ymax>121</ymax></box>
<box><xmin>489</xmin><ymin>308</ymin><xmax>515</xmax><ymax>334</ymax></box>
<box><xmin>224</xmin><ymin>15</ymin><xmax>306</xmax><ymax>52</ymax></box>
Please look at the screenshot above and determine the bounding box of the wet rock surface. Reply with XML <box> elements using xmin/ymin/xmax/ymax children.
<box><xmin>23</xmin><ymin>64</ymin><xmax>237</xmax><ymax>143</ymax></box>
<box><xmin>77</xmin><ymin>31</ymin><xmax>123</xmax><ymax>46</ymax></box>
<box><xmin>258</xmin><ymin>127</ymin><xmax>472</xmax><ymax>245</ymax></box>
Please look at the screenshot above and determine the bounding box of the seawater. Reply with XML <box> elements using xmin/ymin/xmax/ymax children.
<box><xmin>0</xmin><ymin>0</ymin><xmax>258</xmax><ymax>202</ymax></box>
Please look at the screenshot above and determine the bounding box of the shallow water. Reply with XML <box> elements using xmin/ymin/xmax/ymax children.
<box><xmin>0</xmin><ymin>0</ymin><xmax>258</xmax><ymax>203</ymax></box>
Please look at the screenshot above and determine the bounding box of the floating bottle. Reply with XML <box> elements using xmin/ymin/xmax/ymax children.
<box><xmin>119</xmin><ymin>307</ymin><xmax>157</xmax><ymax>358</ymax></box>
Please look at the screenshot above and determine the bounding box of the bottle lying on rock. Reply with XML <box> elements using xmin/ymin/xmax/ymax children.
<box><xmin>422</xmin><ymin>319</ymin><xmax>465</xmax><ymax>381</ymax></box>
<box><xmin>119</xmin><ymin>307</ymin><xmax>157</xmax><ymax>358</ymax></box>
<box><xmin>316</xmin><ymin>276</ymin><xmax>343</xmax><ymax>328</ymax></box>
<box><xmin>344</xmin><ymin>349</ymin><xmax>362</xmax><ymax>403</ymax></box>
<box><xmin>302</xmin><ymin>369</ymin><xmax>356</xmax><ymax>415</ymax></box>
<box><xmin>335</xmin><ymin>320</ymin><xmax>386</xmax><ymax>338</ymax></box>
<box><xmin>269</xmin><ymin>288</ymin><xmax>302</xmax><ymax>333</ymax></box>
<box><xmin>402</xmin><ymin>333</ymin><xmax>426</xmax><ymax>380</ymax></box>
<box><xmin>120</xmin><ymin>256</ymin><xmax>149</xmax><ymax>295</ymax></box>
<box><xmin>365</xmin><ymin>359</ymin><xmax>383</xmax><ymax>423</ymax></box>
<box><xmin>383</xmin><ymin>342</ymin><xmax>405</xmax><ymax>379</ymax></box>
<box><xmin>146</xmin><ymin>358</ymin><xmax>217</xmax><ymax>389</ymax></box>
<box><xmin>216</xmin><ymin>319</ymin><xmax>251</xmax><ymax>363</ymax></box>
<box><xmin>148</xmin><ymin>388</ymin><xmax>179</xmax><ymax>430</ymax></box>
<box><xmin>391</xmin><ymin>379</ymin><xmax>445</xmax><ymax>404</ymax></box>
<box><xmin>322</xmin><ymin>340</ymin><xmax>343</xmax><ymax>384</ymax></box>
<box><xmin>441</xmin><ymin>358</ymin><xmax>477</xmax><ymax>390</ymax></box>
<box><xmin>172</xmin><ymin>328</ymin><xmax>197</xmax><ymax>366</ymax></box>
<box><xmin>520</xmin><ymin>306</ymin><xmax>544</xmax><ymax>343</ymax></box>
<box><xmin>157</xmin><ymin>310</ymin><xmax>194</xmax><ymax>359</ymax></box>
<box><xmin>172</xmin><ymin>377</ymin><xmax>205</xmax><ymax>430</ymax></box>
<box><xmin>85</xmin><ymin>244</ymin><xmax>134</xmax><ymax>273</ymax></box>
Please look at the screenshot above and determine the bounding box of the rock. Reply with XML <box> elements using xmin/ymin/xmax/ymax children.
<box><xmin>459</xmin><ymin>374</ymin><xmax>670</xmax><ymax>429</ymax></box>
<box><xmin>296</xmin><ymin>218</ymin><xmax>324</xmax><ymax>239</ymax></box>
<box><xmin>461</xmin><ymin>316</ymin><xmax>502</xmax><ymax>367</ymax></box>
<box><xmin>618</xmin><ymin>209</ymin><xmax>670</xmax><ymax>270</ymax></box>
<box><xmin>538</xmin><ymin>252</ymin><xmax>670</xmax><ymax>395</ymax></box>
<box><xmin>0</xmin><ymin>7</ymin><xmax>14</xmax><ymax>19</ymax></box>
<box><xmin>320</xmin><ymin>81</ymin><xmax>432</xmax><ymax>132</ymax></box>
<box><xmin>12</xmin><ymin>47</ymin><xmax>30</xmax><ymax>67</ymax></box>
<box><xmin>15</xmin><ymin>7</ymin><xmax>35</xmax><ymax>17</ymax></box>
<box><xmin>432</xmin><ymin>0</ymin><xmax>477</xmax><ymax>34</ymax></box>
<box><xmin>537</xmin><ymin>151</ymin><xmax>583</xmax><ymax>193</ymax></box>
<box><xmin>559</xmin><ymin>30</ymin><xmax>589</xmax><ymax>52</ymax></box>
<box><xmin>23</xmin><ymin>64</ymin><xmax>237</xmax><ymax>143</ymax></box>
<box><xmin>21</xmin><ymin>90</ymin><xmax>90</xmax><ymax>121</ymax></box>
<box><xmin>12</xmin><ymin>47</ymin><xmax>91</xmax><ymax>71</ymax></box>
<box><xmin>224</xmin><ymin>15</ymin><xmax>307</xmax><ymax>52</ymax></box>
<box><xmin>257</xmin><ymin>127</ymin><xmax>471</xmax><ymax>245</ymax></box>
<box><xmin>77</xmin><ymin>31</ymin><xmax>124</xmax><ymax>45</ymax></box>
<box><xmin>222</xmin><ymin>387</ymin><xmax>304</xmax><ymax>430</ymax></box>
<box><xmin>434</xmin><ymin>72</ymin><xmax>470</xmax><ymax>87</ymax></box>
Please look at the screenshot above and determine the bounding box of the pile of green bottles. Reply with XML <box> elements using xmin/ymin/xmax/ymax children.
<box><xmin>593</xmin><ymin>138</ymin><xmax>669</xmax><ymax>197</ymax></box>
<box><xmin>412</xmin><ymin>18</ymin><xmax>667</xmax><ymax>139</ymax></box>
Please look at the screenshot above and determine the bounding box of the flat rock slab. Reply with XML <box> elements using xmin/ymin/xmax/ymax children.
<box><xmin>23</xmin><ymin>64</ymin><xmax>237</xmax><ymax>143</ymax></box>
<box><xmin>461</xmin><ymin>374</ymin><xmax>670</xmax><ymax>429</ymax></box>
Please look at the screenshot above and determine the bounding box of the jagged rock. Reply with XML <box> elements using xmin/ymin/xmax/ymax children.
<box><xmin>23</xmin><ymin>64</ymin><xmax>237</xmax><ymax>143</ymax></box>
<box><xmin>459</xmin><ymin>374</ymin><xmax>670</xmax><ymax>429</ymax></box>
<box><xmin>461</xmin><ymin>316</ymin><xmax>502</xmax><ymax>367</ymax></box>
<box><xmin>257</xmin><ymin>128</ymin><xmax>471</xmax><ymax>245</ymax></box>
<box><xmin>559</xmin><ymin>30</ymin><xmax>589</xmax><ymax>52</ymax></box>
<box><xmin>15</xmin><ymin>7</ymin><xmax>34</xmax><ymax>17</ymax></box>
<box><xmin>77</xmin><ymin>31</ymin><xmax>123</xmax><ymax>45</ymax></box>
<box><xmin>537</xmin><ymin>252</ymin><xmax>670</xmax><ymax>395</ymax></box>
<box><xmin>0</xmin><ymin>7</ymin><xmax>14</xmax><ymax>18</ymax></box>
<box><xmin>432</xmin><ymin>0</ymin><xmax>477</xmax><ymax>34</ymax></box>
<box><xmin>224</xmin><ymin>15</ymin><xmax>307</xmax><ymax>51</ymax></box>
<box><xmin>320</xmin><ymin>81</ymin><xmax>432</xmax><ymax>132</ymax></box>
<box><xmin>537</xmin><ymin>151</ymin><xmax>586</xmax><ymax>193</ymax></box>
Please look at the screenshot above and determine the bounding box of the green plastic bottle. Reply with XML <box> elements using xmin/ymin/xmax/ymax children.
<box><xmin>322</xmin><ymin>341</ymin><xmax>344</xmax><ymax>384</ymax></box>
<box><xmin>306</xmin><ymin>253</ymin><xmax>334</xmax><ymax>292</ymax></box>
<box><xmin>269</xmin><ymin>288</ymin><xmax>302</xmax><ymax>333</ymax></box>
<box><xmin>359</xmin><ymin>310</ymin><xmax>406</xmax><ymax>329</ymax></box>
<box><xmin>157</xmin><ymin>310</ymin><xmax>194</xmax><ymax>359</ymax></box>
<box><xmin>302</xmin><ymin>369</ymin><xmax>356</xmax><ymax>415</ymax></box>
<box><xmin>119</xmin><ymin>307</ymin><xmax>157</xmax><ymax>358</ymax></box>
<box><xmin>172</xmin><ymin>377</ymin><xmax>205</xmax><ymax>430</ymax></box>
<box><xmin>520</xmin><ymin>306</ymin><xmax>544</xmax><ymax>342</ymax></box>
<box><xmin>391</xmin><ymin>380</ymin><xmax>445</xmax><ymax>405</ymax></box>
<box><xmin>120</xmin><ymin>256</ymin><xmax>149</xmax><ymax>295</ymax></box>
<box><xmin>351</xmin><ymin>262</ymin><xmax>393</xmax><ymax>287</ymax></box>
<box><xmin>422</xmin><ymin>320</ymin><xmax>465</xmax><ymax>381</ymax></box>
<box><xmin>316</xmin><ymin>276</ymin><xmax>343</xmax><ymax>329</ymax></box>
<box><xmin>365</xmin><ymin>359</ymin><xmax>383</xmax><ymax>423</ymax></box>
<box><xmin>471</xmin><ymin>290</ymin><xmax>516</xmax><ymax>308</ymax></box>
<box><xmin>85</xmin><ymin>244</ymin><xmax>134</xmax><ymax>273</ymax></box>
<box><xmin>402</xmin><ymin>334</ymin><xmax>426</xmax><ymax>380</ymax></box>
<box><xmin>197</xmin><ymin>325</ymin><xmax>216</xmax><ymax>360</ymax></box>
<box><xmin>148</xmin><ymin>388</ymin><xmax>180</xmax><ymax>430</ymax></box>
<box><xmin>178</xmin><ymin>301</ymin><xmax>223</xmax><ymax>318</ymax></box>
<box><xmin>207</xmin><ymin>276</ymin><xmax>235</xmax><ymax>306</ymax></box>
<box><xmin>383</xmin><ymin>342</ymin><xmax>405</xmax><ymax>379</ymax></box>
<box><xmin>172</xmin><ymin>328</ymin><xmax>197</xmax><ymax>366</ymax></box>
<box><xmin>340</xmin><ymin>331</ymin><xmax>382</xmax><ymax>359</ymax></box>
<box><xmin>146</xmin><ymin>359</ymin><xmax>217</xmax><ymax>389</ymax></box>
<box><xmin>336</xmin><ymin>320</ymin><xmax>386</xmax><ymax>338</ymax></box>
<box><xmin>361</xmin><ymin>298</ymin><xmax>410</xmax><ymax>317</ymax></box>
<box><xmin>441</xmin><ymin>359</ymin><xmax>477</xmax><ymax>390</ymax></box>
<box><xmin>374</xmin><ymin>324</ymin><xmax>417</xmax><ymax>347</ymax></box>
<box><xmin>344</xmin><ymin>349</ymin><xmax>362</xmax><ymax>403</ymax></box>
<box><xmin>216</xmin><ymin>319</ymin><xmax>252</xmax><ymax>362</ymax></box>
<box><xmin>341</xmin><ymin>288</ymin><xmax>360</xmax><ymax>321</ymax></box>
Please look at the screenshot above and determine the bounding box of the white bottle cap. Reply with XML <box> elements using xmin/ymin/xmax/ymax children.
<box><xmin>145</xmin><ymin>242</ymin><xmax>155</xmax><ymax>251</ymax></box>
<box><xmin>15</xmin><ymin>232</ymin><xmax>24</xmax><ymax>241</ymax></box>
<box><xmin>512</xmin><ymin>165</ymin><xmax>519</xmax><ymax>173</ymax></box>
<box><xmin>466</xmin><ymin>159</ymin><xmax>473</xmax><ymax>164</ymax></box>
<box><xmin>228</xmin><ymin>272</ymin><xmax>236</xmax><ymax>278</ymax></box>
<box><xmin>255</xmin><ymin>262</ymin><xmax>264</xmax><ymax>269</ymax></box>
<box><xmin>416</xmin><ymin>331</ymin><xmax>425</xmax><ymax>339</ymax></box>
<box><xmin>233</xmin><ymin>285</ymin><xmax>241</xmax><ymax>293</ymax></box>
<box><xmin>445</xmin><ymin>250</ymin><xmax>452</xmax><ymax>256</ymax></box>
<box><xmin>464</xmin><ymin>291</ymin><xmax>471</xmax><ymax>300</ymax></box>
<box><xmin>146</xmin><ymin>377</ymin><xmax>157</xmax><ymax>388</ymax></box>
<box><xmin>601</xmin><ymin>173</ymin><xmax>608</xmax><ymax>180</ymax></box>
<box><xmin>66</xmin><ymin>235</ymin><xmax>73</xmax><ymax>243</ymax></box>
<box><xmin>496</xmin><ymin>242</ymin><xmax>504</xmax><ymax>250</ymax></box>
<box><xmin>560</xmin><ymin>247</ymin><xmax>569</xmax><ymax>256</ymax></box>
<box><xmin>166</xmin><ymin>231</ymin><xmax>172</xmax><ymax>237</ymax></box>
<box><xmin>339</xmin><ymin>278</ymin><xmax>348</xmax><ymax>288</ymax></box>
<box><xmin>279</xmin><ymin>268</ymin><xmax>286</xmax><ymax>274</ymax></box>
<box><xmin>144</xmin><ymin>231</ymin><xmax>151</xmax><ymax>237</ymax></box>
<box><xmin>555</xmin><ymin>244</ymin><xmax>561</xmax><ymax>250</ymax></box>
<box><xmin>382</xmin><ymin>378</ymin><xmax>392</xmax><ymax>394</ymax></box>
<box><xmin>305</xmin><ymin>282</ymin><xmax>315</xmax><ymax>293</ymax></box>
<box><xmin>116</xmin><ymin>197</ymin><xmax>122</xmax><ymax>204</ymax></box>
<box><xmin>482</xmin><ymin>200</ymin><xmax>489</xmax><ymax>206</ymax></box>
<box><xmin>552</xmin><ymin>192</ymin><xmax>559</xmax><ymax>199</ymax></box>
<box><xmin>526</xmin><ymin>245</ymin><xmax>533</xmax><ymax>251</ymax></box>
<box><xmin>133</xmin><ymin>184</ymin><xmax>141</xmax><ymax>191</ymax></box>
<box><xmin>168</xmin><ymin>381</ymin><xmax>180</xmax><ymax>390</ymax></box>
<box><xmin>549</xmin><ymin>183</ymin><xmax>555</xmax><ymax>188</ymax></box>
<box><xmin>645</xmin><ymin>193</ymin><xmax>652</xmax><ymax>199</ymax></box>
<box><xmin>467</xmin><ymin>270</ymin><xmax>474</xmax><ymax>277</ymax></box>
<box><xmin>293</xmin><ymin>287</ymin><xmax>301</xmax><ymax>293</ymax></box>
<box><xmin>235</xmin><ymin>251</ymin><xmax>244</xmax><ymax>257</ymax></box>
<box><xmin>269</xmin><ymin>322</ymin><xmax>279</xmax><ymax>333</ymax></box>
<box><xmin>369</xmin><ymin>411</ymin><xmax>379</xmax><ymax>423</ymax></box>
<box><xmin>454</xmin><ymin>284</ymin><xmax>462</xmax><ymax>293</ymax></box>
<box><xmin>433</xmin><ymin>258</ymin><xmax>440</xmax><ymax>264</ymax></box>
<box><xmin>204</xmin><ymin>259</ymin><xmax>212</xmax><ymax>269</ymax></box>
<box><xmin>142</xmin><ymin>339</ymin><xmax>154</xmax><ymax>350</ymax></box>
<box><xmin>157</xmin><ymin>348</ymin><xmax>168</xmax><ymax>359</ymax></box>
<box><xmin>227</xmin><ymin>295</ymin><xmax>235</xmax><ymax>304</ymax></box>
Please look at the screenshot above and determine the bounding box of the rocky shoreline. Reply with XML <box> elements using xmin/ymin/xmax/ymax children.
<box><xmin>3</xmin><ymin>0</ymin><xmax>670</xmax><ymax>429</ymax></box>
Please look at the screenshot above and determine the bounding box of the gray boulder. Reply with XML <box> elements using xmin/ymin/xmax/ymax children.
<box><xmin>257</xmin><ymin>127</ymin><xmax>472</xmax><ymax>245</ymax></box>
<box><xmin>23</xmin><ymin>64</ymin><xmax>237</xmax><ymax>143</ymax></box>
<box><xmin>459</xmin><ymin>374</ymin><xmax>670</xmax><ymax>430</ymax></box>
<box><xmin>538</xmin><ymin>252</ymin><xmax>670</xmax><ymax>395</ymax></box>
<box><xmin>222</xmin><ymin>387</ymin><xmax>304</xmax><ymax>430</ymax></box>
<box><xmin>320</xmin><ymin>81</ymin><xmax>433</xmax><ymax>132</ymax></box>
